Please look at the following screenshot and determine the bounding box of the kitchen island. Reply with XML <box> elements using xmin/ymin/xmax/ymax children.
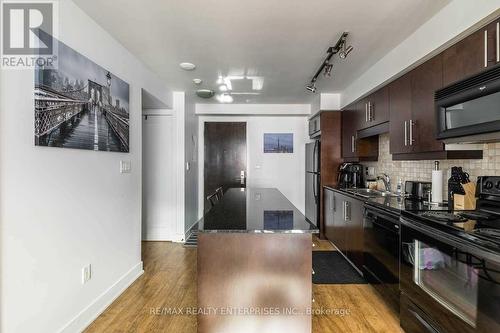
<box><xmin>197</xmin><ymin>188</ymin><xmax>318</xmax><ymax>333</ymax></box>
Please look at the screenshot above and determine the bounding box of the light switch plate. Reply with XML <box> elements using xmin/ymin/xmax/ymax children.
<box><xmin>120</xmin><ymin>160</ymin><xmax>131</xmax><ymax>173</ymax></box>
<box><xmin>82</xmin><ymin>264</ymin><xmax>92</xmax><ymax>284</ymax></box>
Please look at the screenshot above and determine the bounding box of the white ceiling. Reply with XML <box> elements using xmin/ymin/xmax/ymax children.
<box><xmin>73</xmin><ymin>0</ymin><xmax>451</xmax><ymax>104</ymax></box>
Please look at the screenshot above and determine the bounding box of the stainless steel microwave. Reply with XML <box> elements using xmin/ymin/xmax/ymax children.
<box><xmin>435</xmin><ymin>65</ymin><xmax>500</xmax><ymax>144</ymax></box>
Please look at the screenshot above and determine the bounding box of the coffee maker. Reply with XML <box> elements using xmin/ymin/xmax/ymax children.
<box><xmin>338</xmin><ymin>163</ymin><xmax>364</xmax><ymax>188</ymax></box>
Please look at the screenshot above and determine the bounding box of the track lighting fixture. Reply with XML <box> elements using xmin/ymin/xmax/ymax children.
<box><xmin>305</xmin><ymin>82</ymin><xmax>317</xmax><ymax>93</ymax></box>
<box><xmin>305</xmin><ymin>32</ymin><xmax>353</xmax><ymax>93</ymax></box>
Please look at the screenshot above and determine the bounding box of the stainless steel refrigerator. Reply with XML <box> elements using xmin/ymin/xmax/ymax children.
<box><xmin>305</xmin><ymin>141</ymin><xmax>320</xmax><ymax>226</ymax></box>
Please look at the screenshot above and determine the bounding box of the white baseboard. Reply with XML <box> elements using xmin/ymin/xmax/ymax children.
<box><xmin>58</xmin><ymin>262</ymin><xmax>144</xmax><ymax>333</ymax></box>
<box><xmin>143</xmin><ymin>230</ymin><xmax>185</xmax><ymax>242</ymax></box>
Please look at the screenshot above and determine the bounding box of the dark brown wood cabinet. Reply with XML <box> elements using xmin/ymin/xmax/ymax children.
<box><xmin>389</xmin><ymin>74</ymin><xmax>412</xmax><ymax>154</ymax></box>
<box><xmin>341</xmin><ymin>110</ymin><xmax>359</xmax><ymax>159</ymax></box>
<box><xmin>363</xmin><ymin>86</ymin><xmax>389</xmax><ymax>128</ymax></box>
<box><xmin>486</xmin><ymin>18</ymin><xmax>499</xmax><ymax>68</ymax></box>
<box><xmin>341</xmin><ymin>106</ymin><xmax>379</xmax><ymax>161</ymax></box>
<box><xmin>442</xmin><ymin>28</ymin><xmax>485</xmax><ymax>86</ymax></box>
<box><xmin>443</xmin><ymin>18</ymin><xmax>499</xmax><ymax>87</ymax></box>
<box><xmin>316</xmin><ymin>111</ymin><xmax>343</xmax><ymax>240</ymax></box>
<box><xmin>410</xmin><ymin>54</ymin><xmax>444</xmax><ymax>153</ymax></box>
<box><xmin>324</xmin><ymin>188</ymin><xmax>363</xmax><ymax>270</ymax></box>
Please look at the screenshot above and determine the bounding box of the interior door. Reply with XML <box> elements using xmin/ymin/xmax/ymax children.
<box><xmin>204</xmin><ymin>122</ymin><xmax>247</xmax><ymax>211</ymax></box>
<box><xmin>142</xmin><ymin>115</ymin><xmax>176</xmax><ymax>240</ymax></box>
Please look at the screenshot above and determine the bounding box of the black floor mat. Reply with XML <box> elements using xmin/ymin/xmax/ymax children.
<box><xmin>312</xmin><ymin>251</ymin><xmax>367</xmax><ymax>284</ymax></box>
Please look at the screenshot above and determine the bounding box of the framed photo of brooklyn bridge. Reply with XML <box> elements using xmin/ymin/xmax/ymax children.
<box><xmin>34</xmin><ymin>37</ymin><xmax>130</xmax><ymax>152</ymax></box>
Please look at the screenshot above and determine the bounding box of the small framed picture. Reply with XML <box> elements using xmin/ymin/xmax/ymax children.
<box><xmin>263</xmin><ymin>133</ymin><xmax>293</xmax><ymax>153</ymax></box>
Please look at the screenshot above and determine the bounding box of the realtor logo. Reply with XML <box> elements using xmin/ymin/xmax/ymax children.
<box><xmin>1</xmin><ymin>0</ymin><xmax>58</xmax><ymax>68</ymax></box>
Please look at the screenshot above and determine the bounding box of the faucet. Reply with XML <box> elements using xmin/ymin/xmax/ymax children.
<box><xmin>377</xmin><ymin>173</ymin><xmax>391</xmax><ymax>192</ymax></box>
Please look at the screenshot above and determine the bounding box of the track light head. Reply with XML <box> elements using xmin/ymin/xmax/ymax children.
<box><xmin>306</xmin><ymin>83</ymin><xmax>317</xmax><ymax>93</ymax></box>
<box><xmin>339</xmin><ymin>45</ymin><xmax>353</xmax><ymax>59</ymax></box>
<box><xmin>324</xmin><ymin>63</ymin><xmax>333</xmax><ymax>77</ymax></box>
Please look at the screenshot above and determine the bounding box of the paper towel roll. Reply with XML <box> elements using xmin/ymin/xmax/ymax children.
<box><xmin>432</xmin><ymin>170</ymin><xmax>443</xmax><ymax>203</ymax></box>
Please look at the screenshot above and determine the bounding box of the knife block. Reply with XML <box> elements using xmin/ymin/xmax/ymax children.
<box><xmin>453</xmin><ymin>183</ymin><xmax>476</xmax><ymax>210</ymax></box>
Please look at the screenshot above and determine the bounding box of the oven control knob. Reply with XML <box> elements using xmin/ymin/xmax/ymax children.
<box><xmin>496</xmin><ymin>181</ymin><xmax>500</xmax><ymax>189</ymax></box>
<box><xmin>485</xmin><ymin>181</ymin><xmax>494</xmax><ymax>190</ymax></box>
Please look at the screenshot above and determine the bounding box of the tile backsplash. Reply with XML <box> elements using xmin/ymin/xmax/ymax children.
<box><xmin>363</xmin><ymin>133</ymin><xmax>500</xmax><ymax>194</ymax></box>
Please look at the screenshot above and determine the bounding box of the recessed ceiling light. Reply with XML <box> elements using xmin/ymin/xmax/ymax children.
<box><xmin>179</xmin><ymin>62</ymin><xmax>196</xmax><ymax>71</ymax></box>
<box><xmin>196</xmin><ymin>89</ymin><xmax>215</xmax><ymax>98</ymax></box>
<box><xmin>193</xmin><ymin>78</ymin><xmax>202</xmax><ymax>85</ymax></box>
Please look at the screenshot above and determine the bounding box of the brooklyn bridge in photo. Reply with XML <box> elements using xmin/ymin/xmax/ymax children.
<box><xmin>34</xmin><ymin>36</ymin><xmax>130</xmax><ymax>153</ymax></box>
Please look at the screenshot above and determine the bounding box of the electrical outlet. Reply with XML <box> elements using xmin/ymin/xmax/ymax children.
<box><xmin>120</xmin><ymin>160</ymin><xmax>131</xmax><ymax>173</ymax></box>
<box><xmin>82</xmin><ymin>264</ymin><xmax>92</xmax><ymax>284</ymax></box>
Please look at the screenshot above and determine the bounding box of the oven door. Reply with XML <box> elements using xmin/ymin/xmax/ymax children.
<box><xmin>400</xmin><ymin>217</ymin><xmax>500</xmax><ymax>333</ymax></box>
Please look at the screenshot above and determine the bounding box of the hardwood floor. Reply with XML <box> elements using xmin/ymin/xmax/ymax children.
<box><xmin>85</xmin><ymin>237</ymin><xmax>400</xmax><ymax>333</ymax></box>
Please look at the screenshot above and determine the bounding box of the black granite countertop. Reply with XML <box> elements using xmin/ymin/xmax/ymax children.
<box><xmin>324</xmin><ymin>185</ymin><xmax>449</xmax><ymax>214</ymax></box>
<box><xmin>198</xmin><ymin>188</ymin><xmax>319</xmax><ymax>233</ymax></box>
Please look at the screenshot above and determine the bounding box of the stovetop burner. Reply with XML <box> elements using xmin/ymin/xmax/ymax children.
<box><xmin>458</xmin><ymin>211</ymin><xmax>495</xmax><ymax>220</ymax></box>
<box><xmin>421</xmin><ymin>211</ymin><xmax>468</xmax><ymax>223</ymax></box>
<box><xmin>475</xmin><ymin>228</ymin><xmax>500</xmax><ymax>239</ymax></box>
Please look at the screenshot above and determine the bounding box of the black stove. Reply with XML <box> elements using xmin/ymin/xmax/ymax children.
<box><xmin>402</xmin><ymin>176</ymin><xmax>500</xmax><ymax>252</ymax></box>
<box><xmin>400</xmin><ymin>176</ymin><xmax>500</xmax><ymax>333</ymax></box>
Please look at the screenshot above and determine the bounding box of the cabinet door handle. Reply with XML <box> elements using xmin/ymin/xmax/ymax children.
<box><xmin>497</xmin><ymin>22</ymin><xmax>499</xmax><ymax>63</ymax></box>
<box><xmin>485</xmin><ymin>29</ymin><xmax>488</xmax><ymax>67</ymax></box>
<box><xmin>365</xmin><ymin>103</ymin><xmax>368</xmax><ymax>122</ymax></box>
<box><xmin>368</xmin><ymin>101</ymin><xmax>373</xmax><ymax>121</ymax></box>
<box><xmin>332</xmin><ymin>195</ymin><xmax>336</xmax><ymax>212</ymax></box>
<box><xmin>351</xmin><ymin>135</ymin><xmax>355</xmax><ymax>153</ymax></box>
<box><xmin>404</xmin><ymin>120</ymin><xmax>408</xmax><ymax>146</ymax></box>
<box><xmin>409</xmin><ymin>119</ymin><xmax>415</xmax><ymax>145</ymax></box>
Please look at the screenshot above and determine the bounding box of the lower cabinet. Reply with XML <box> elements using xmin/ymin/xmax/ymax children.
<box><xmin>324</xmin><ymin>188</ymin><xmax>364</xmax><ymax>270</ymax></box>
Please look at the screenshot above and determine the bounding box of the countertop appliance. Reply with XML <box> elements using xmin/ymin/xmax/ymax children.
<box><xmin>435</xmin><ymin>64</ymin><xmax>500</xmax><ymax>144</ymax></box>
<box><xmin>363</xmin><ymin>204</ymin><xmax>400</xmax><ymax>314</ymax></box>
<box><xmin>405</xmin><ymin>181</ymin><xmax>432</xmax><ymax>201</ymax></box>
<box><xmin>338</xmin><ymin>163</ymin><xmax>363</xmax><ymax>189</ymax></box>
<box><xmin>305</xmin><ymin>140</ymin><xmax>320</xmax><ymax>226</ymax></box>
<box><xmin>399</xmin><ymin>176</ymin><xmax>500</xmax><ymax>333</ymax></box>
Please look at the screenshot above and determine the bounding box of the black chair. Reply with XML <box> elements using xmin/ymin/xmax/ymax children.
<box><xmin>206</xmin><ymin>191</ymin><xmax>220</xmax><ymax>208</ymax></box>
<box><xmin>216</xmin><ymin>186</ymin><xmax>224</xmax><ymax>200</ymax></box>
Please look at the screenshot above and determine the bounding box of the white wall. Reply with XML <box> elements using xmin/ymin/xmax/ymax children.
<box><xmin>198</xmin><ymin>115</ymin><xmax>309</xmax><ymax>217</ymax></box>
<box><xmin>196</xmin><ymin>103</ymin><xmax>311</xmax><ymax>116</ymax></box>
<box><xmin>0</xmin><ymin>1</ymin><xmax>171</xmax><ymax>332</ymax></box>
<box><xmin>341</xmin><ymin>0</ymin><xmax>500</xmax><ymax>107</ymax></box>
<box><xmin>184</xmin><ymin>96</ymin><xmax>199</xmax><ymax>233</ymax></box>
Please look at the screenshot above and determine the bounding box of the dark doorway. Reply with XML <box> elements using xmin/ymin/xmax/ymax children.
<box><xmin>204</xmin><ymin>122</ymin><xmax>247</xmax><ymax>211</ymax></box>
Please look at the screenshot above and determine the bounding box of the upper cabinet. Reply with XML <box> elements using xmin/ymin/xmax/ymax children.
<box><xmin>443</xmin><ymin>17</ymin><xmax>499</xmax><ymax>86</ymax></box>
<box><xmin>362</xmin><ymin>86</ymin><xmax>389</xmax><ymax>128</ymax></box>
<box><xmin>342</xmin><ymin>107</ymin><xmax>378</xmax><ymax>161</ymax></box>
<box><xmin>409</xmin><ymin>54</ymin><xmax>444</xmax><ymax>153</ymax></box>
<box><xmin>389</xmin><ymin>74</ymin><xmax>412</xmax><ymax>154</ymax></box>
<box><xmin>355</xmin><ymin>87</ymin><xmax>389</xmax><ymax>130</ymax></box>
<box><xmin>342</xmin><ymin>109</ymin><xmax>360</xmax><ymax>159</ymax></box>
